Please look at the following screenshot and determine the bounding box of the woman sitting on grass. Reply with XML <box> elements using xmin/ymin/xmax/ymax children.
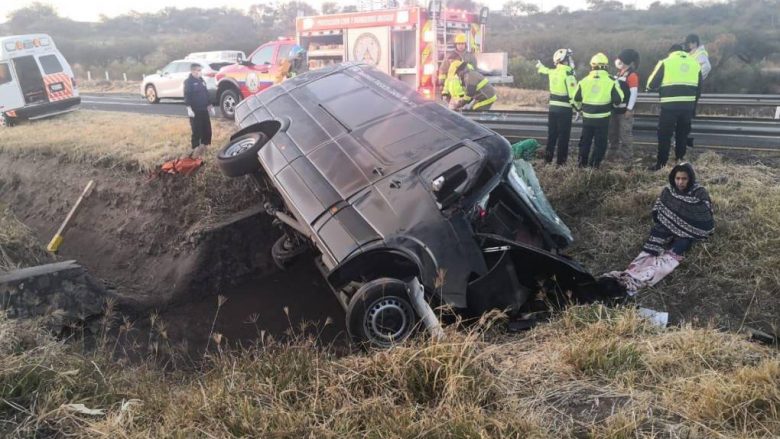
<box><xmin>604</xmin><ymin>163</ymin><xmax>714</xmax><ymax>295</ymax></box>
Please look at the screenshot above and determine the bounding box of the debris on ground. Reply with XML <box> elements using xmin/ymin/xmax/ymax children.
<box><xmin>160</xmin><ymin>156</ymin><xmax>204</xmax><ymax>176</ymax></box>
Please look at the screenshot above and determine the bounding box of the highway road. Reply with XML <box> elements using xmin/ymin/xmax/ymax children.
<box><xmin>80</xmin><ymin>93</ymin><xmax>189</xmax><ymax>117</ymax></box>
<box><xmin>80</xmin><ymin>93</ymin><xmax>780</xmax><ymax>152</ymax></box>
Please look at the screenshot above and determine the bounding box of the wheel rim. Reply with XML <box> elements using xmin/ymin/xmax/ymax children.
<box><xmin>364</xmin><ymin>297</ymin><xmax>413</xmax><ymax>346</ymax></box>
<box><xmin>223</xmin><ymin>138</ymin><xmax>256</xmax><ymax>157</ymax></box>
<box><xmin>146</xmin><ymin>87</ymin><xmax>156</xmax><ymax>102</ymax></box>
<box><xmin>222</xmin><ymin>95</ymin><xmax>236</xmax><ymax>115</ymax></box>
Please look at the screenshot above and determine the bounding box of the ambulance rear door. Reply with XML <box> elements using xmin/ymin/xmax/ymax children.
<box><xmin>347</xmin><ymin>27</ymin><xmax>391</xmax><ymax>74</ymax></box>
<box><xmin>0</xmin><ymin>60</ymin><xmax>25</xmax><ymax>113</ymax></box>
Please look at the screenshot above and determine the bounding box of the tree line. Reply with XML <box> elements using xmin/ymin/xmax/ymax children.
<box><xmin>1</xmin><ymin>0</ymin><xmax>778</xmax><ymax>93</ymax></box>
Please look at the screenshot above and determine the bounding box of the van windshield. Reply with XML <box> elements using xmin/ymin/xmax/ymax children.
<box><xmin>39</xmin><ymin>55</ymin><xmax>63</xmax><ymax>75</ymax></box>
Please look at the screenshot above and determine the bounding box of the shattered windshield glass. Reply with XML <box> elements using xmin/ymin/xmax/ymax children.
<box><xmin>507</xmin><ymin>160</ymin><xmax>573</xmax><ymax>246</ymax></box>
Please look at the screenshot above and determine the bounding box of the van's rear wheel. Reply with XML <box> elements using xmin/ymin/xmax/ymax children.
<box><xmin>219</xmin><ymin>89</ymin><xmax>240</xmax><ymax>119</ymax></box>
<box><xmin>271</xmin><ymin>235</ymin><xmax>307</xmax><ymax>270</ymax></box>
<box><xmin>145</xmin><ymin>85</ymin><xmax>159</xmax><ymax>104</ymax></box>
<box><xmin>346</xmin><ymin>278</ymin><xmax>418</xmax><ymax>349</ymax></box>
<box><xmin>216</xmin><ymin>132</ymin><xmax>268</xmax><ymax>177</ymax></box>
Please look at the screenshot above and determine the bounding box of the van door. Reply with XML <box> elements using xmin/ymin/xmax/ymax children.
<box><xmin>37</xmin><ymin>53</ymin><xmax>74</xmax><ymax>101</ymax></box>
<box><xmin>0</xmin><ymin>61</ymin><xmax>25</xmax><ymax>112</ymax></box>
<box><xmin>12</xmin><ymin>56</ymin><xmax>48</xmax><ymax>104</ymax></box>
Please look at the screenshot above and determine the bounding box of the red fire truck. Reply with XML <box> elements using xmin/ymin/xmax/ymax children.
<box><xmin>215</xmin><ymin>5</ymin><xmax>510</xmax><ymax>118</ymax></box>
<box><xmin>296</xmin><ymin>5</ymin><xmax>510</xmax><ymax>99</ymax></box>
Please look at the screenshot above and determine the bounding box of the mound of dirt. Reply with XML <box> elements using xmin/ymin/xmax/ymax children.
<box><xmin>0</xmin><ymin>152</ymin><xmax>279</xmax><ymax>314</ymax></box>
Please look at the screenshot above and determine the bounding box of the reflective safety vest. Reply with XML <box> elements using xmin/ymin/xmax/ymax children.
<box><xmin>575</xmin><ymin>70</ymin><xmax>623</xmax><ymax>121</ymax></box>
<box><xmin>649</xmin><ymin>51</ymin><xmax>700</xmax><ymax>105</ymax></box>
<box><xmin>448</xmin><ymin>70</ymin><xmax>496</xmax><ymax>110</ymax></box>
<box><xmin>538</xmin><ymin>64</ymin><xmax>577</xmax><ymax>111</ymax></box>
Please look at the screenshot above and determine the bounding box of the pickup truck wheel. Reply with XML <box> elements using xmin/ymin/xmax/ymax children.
<box><xmin>216</xmin><ymin>132</ymin><xmax>268</xmax><ymax>177</ymax></box>
<box><xmin>219</xmin><ymin>89</ymin><xmax>240</xmax><ymax>119</ymax></box>
<box><xmin>145</xmin><ymin>85</ymin><xmax>159</xmax><ymax>104</ymax></box>
<box><xmin>347</xmin><ymin>278</ymin><xmax>418</xmax><ymax>349</ymax></box>
<box><xmin>271</xmin><ymin>235</ymin><xmax>307</xmax><ymax>270</ymax></box>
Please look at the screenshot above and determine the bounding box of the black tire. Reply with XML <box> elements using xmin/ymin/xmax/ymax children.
<box><xmin>145</xmin><ymin>85</ymin><xmax>159</xmax><ymax>104</ymax></box>
<box><xmin>219</xmin><ymin>88</ymin><xmax>240</xmax><ymax>119</ymax></box>
<box><xmin>271</xmin><ymin>235</ymin><xmax>308</xmax><ymax>270</ymax></box>
<box><xmin>346</xmin><ymin>278</ymin><xmax>418</xmax><ymax>348</ymax></box>
<box><xmin>216</xmin><ymin>132</ymin><xmax>268</xmax><ymax>178</ymax></box>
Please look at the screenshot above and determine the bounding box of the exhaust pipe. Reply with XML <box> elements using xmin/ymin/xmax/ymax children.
<box><xmin>408</xmin><ymin>277</ymin><xmax>444</xmax><ymax>339</ymax></box>
<box><xmin>264</xmin><ymin>203</ymin><xmax>311</xmax><ymax>239</ymax></box>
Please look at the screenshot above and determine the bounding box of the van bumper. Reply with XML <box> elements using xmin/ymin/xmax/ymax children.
<box><xmin>9</xmin><ymin>97</ymin><xmax>81</xmax><ymax>120</ymax></box>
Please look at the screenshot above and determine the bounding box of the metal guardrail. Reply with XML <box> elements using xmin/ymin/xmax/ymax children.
<box><xmin>464</xmin><ymin>110</ymin><xmax>780</xmax><ymax>151</ymax></box>
<box><xmin>637</xmin><ymin>93</ymin><xmax>780</xmax><ymax>107</ymax></box>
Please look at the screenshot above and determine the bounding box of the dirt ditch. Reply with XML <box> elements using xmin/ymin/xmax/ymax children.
<box><xmin>0</xmin><ymin>150</ymin><xmax>345</xmax><ymax>345</ymax></box>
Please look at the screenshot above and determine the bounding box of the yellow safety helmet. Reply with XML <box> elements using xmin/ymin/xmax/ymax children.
<box><xmin>590</xmin><ymin>52</ymin><xmax>609</xmax><ymax>68</ymax></box>
<box><xmin>454</xmin><ymin>33</ymin><xmax>467</xmax><ymax>44</ymax></box>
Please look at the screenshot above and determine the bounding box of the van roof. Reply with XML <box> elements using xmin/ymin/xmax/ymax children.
<box><xmin>1</xmin><ymin>34</ymin><xmax>57</xmax><ymax>59</ymax></box>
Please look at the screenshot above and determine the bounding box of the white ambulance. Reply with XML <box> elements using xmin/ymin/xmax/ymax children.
<box><xmin>0</xmin><ymin>34</ymin><xmax>80</xmax><ymax>126</ymax></box>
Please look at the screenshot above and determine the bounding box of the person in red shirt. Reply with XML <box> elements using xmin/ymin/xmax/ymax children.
<box><xmin>608</xmin><ymin>49</ymin><xmax>640</xmax><ymax>161</ymax></box>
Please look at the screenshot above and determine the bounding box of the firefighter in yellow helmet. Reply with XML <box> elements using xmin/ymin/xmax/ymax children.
<box><xmin>438</xmin><ymin>32</ymin><xmax>478</xmax><ymax>89</ymax></box>
<box><xmin>446</xmin><ymin>60</ymin><xmax>497</xmax><ymax>111</ymax></box>
<box><xmin>572</xmin><ymin>53</ymin><xmax>624</xmax><ymax>168</ymax></box>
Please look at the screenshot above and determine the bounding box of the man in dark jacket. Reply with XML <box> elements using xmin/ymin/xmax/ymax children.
<box><xmin>183</xmin><ymin>63</ymin><xmax>212</xmax><ymax>152</ymax></box>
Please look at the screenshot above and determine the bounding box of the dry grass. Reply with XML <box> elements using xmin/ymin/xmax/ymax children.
<box><xmin>0</xmin><ymin>206</ymin><xmax>52</xmax><ymax>272</ymax></box>
<box><xmin>536</xmin><ymin>153</ymin><xmax>780</xmax><ymax>334</ymax></box>
<box><xmin>2</xmin><ymin>111</ymin><xmax>780</xmax><ymax>438</ymax></box>
<box><xmin>0</xmin><ymin>305</ymin><xmax>777</xmax><ymax>438</ymax></box>
<box><xmin>494</xmin><ymin>87</ymin><xmax>548</xmax><ymax>111</ymax></box>
<box><xmin>0</xmin><ymin>110</ymin><xmax>233</xmax><ymax>172</ymax></box>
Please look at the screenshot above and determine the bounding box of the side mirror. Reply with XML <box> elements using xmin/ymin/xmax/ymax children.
<box><xmin>432</xmin><ymin>164</ymin><xmax>468</xmax><ymax>207</ymax></box>
<box><xmin>157</xmin><ymin>70</ymin><xmax>163</xmax><ymax>75</ymax></box>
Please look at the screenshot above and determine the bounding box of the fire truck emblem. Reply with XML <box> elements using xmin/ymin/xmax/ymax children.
<box><xmin>353</xmin><ymin>33</ymin><xmax>381</xmax><ymax>66</ymax></box>
<box><xmin>246</xmin><ymin>73</ymin><xmax>259</xmax><ymax>93</ymax></box>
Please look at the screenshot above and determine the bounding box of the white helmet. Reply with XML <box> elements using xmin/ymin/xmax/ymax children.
<box><xmin>553</xmin><ymin>48</ymin><xmax>573</xmax><ymax>64</ymax></box>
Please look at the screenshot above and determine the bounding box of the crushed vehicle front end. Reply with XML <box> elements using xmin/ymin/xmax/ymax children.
<box><xmin>219</xmin><ymin>63</ymin><xmax>596</xmax><ymax>346</ymax></box>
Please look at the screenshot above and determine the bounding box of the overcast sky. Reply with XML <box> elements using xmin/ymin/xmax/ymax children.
<box><xmin>0</xmin><ymin>0</ymin><xmax>696</xmax><ymax>22</ymax></box>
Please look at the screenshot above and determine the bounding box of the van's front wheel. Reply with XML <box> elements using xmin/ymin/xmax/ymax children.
<box><xmin>0</xmin><ymin>112</ymin><xmax>14</xmax><ymax>127</ymax></box>
<box><xmin>346</xmin><ymin>278</ymin><xmax>418</xmax><ymax>349</ymax></box>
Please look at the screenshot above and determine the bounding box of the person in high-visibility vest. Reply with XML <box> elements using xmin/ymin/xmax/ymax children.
<box><xmin>646</xmin><ymin>44</ymin><xmax>702</xmax><ymax>171</ymax></box>
<box><xmin>573</xmin><ymin>53</ymin><xmax>624</xmax><ymax>168</ymax></box>
<box><xmin>684</xmin><ymin>34</ymin><xmax>711</xmax><ymax>80</ymax></box>
<box><xmin>446</xmin><ymin>60</ymin><xmax>497</xmax><ymax>111</ymax></box>
<box><xmin>536</xmin><ymin>48</ymin><xmax>577</xmax><ymax>165</ymax></box>
<box><xmin>438</xmin><ymin>33</ymin><xmax>478</xmax><ymax>88</ymax></box>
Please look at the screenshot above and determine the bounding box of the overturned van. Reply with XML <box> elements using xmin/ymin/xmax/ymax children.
<box><xmin>217</xmin><ymin>63</ymin><xmax>597</xmax><ymax>347</ymax></box>
<box><xmin>0</xmin><ymin>34</ymin><xmax>80</xmax><ymax>126</ymax></box>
